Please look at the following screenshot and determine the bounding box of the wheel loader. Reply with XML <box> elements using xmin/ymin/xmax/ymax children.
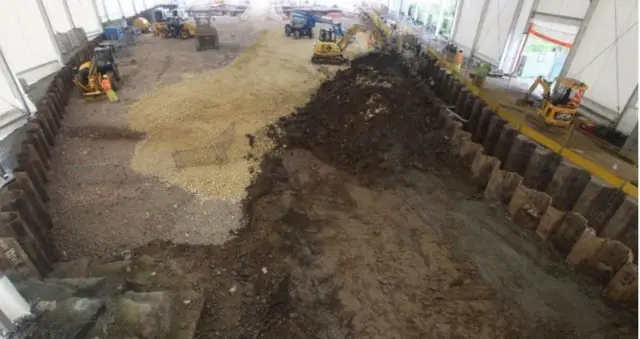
<box><xmin>194</xmin><ymin>16</ymin><xmax>220</xmax><ymax>50</ymax></box>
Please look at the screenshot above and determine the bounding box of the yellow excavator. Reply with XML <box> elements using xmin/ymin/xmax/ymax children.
<box><xmin>311</xmin><ymin>9</ymin><xmax>390</xmax><ymax>65</ymax></box>
<box><xmin>518</xmin><ymin>75</ymin><xmax>588</xmax><ymax>128</ymax></box>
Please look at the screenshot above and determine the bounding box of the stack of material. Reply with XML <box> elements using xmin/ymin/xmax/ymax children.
<box><xmin>268</xmin><ymin>52</ymin><xmax>450</xmax><ymax>179</ymax></box>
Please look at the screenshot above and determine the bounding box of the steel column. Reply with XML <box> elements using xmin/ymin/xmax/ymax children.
<box><xmin>62</xmin><ymin>0</ymin><xmax>76</xmax><ymax>28</ymax></box>
<box><xmin>470</xmin><ymin>0</ymin><xmax>491</xmax><ymax>56</ymax></box>
<box><xmin>34</xmin><ymin>0</ymin><xmax>64</xmax><ymax>62</ymax></box>
<box><xmin>450</xmin><ymin>0</ymin><xmax>464</xmax><ymax>42</ymax></box>
<box><xmin>91</xmin><ymin>0</ymin><xmax>104</xmax><ymax>28</ymax></box>
<box><xmin>498</xmin><ymin>0</ymin><xmax>526</xmax><ymax>69</ymax></box>
<box><xmin>0</xmin><ymin>45</ymin><xmax>31</xmax><ymax>115</ymax></box>
<box><xmin>556</xmin><ymin>0</ymin><xmax>600</xmax><ymax>80</ymax></box>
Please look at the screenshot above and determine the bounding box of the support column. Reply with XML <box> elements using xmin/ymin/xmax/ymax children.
<box><xmin>62</xmin><ymin>0</ymin><xmax>76</xmax><ymax>28</ymax></box>
<box><xmin>99</xmin><ymin>0</ymin><xmax>110</xmax><ymax>22</ymax></box>
<box><xmin>614</xmin><ymin>85</ymin><xmax>638</xmax><ymax>129</ymax></box>
<box><xmin>499</xmin><ymin>0</ymin><xmax>537</xmax><ymax>72</ymax></box>
<box><xmin>449</xmin><ymin>0</ymin><xmax>464</xmax><ymax>42</ymax></box>
<box><xmin>34</xmin><ymin>0</ymin><xmax>63</xmax><ymax>63</ymax></box>
<box><xmin>91</xmin><ymin>0</ymin><xmax>104</xmax><ymax>28</ymax></box>
<box><xmin>556</xmin><ymin>0</ymin><xmax>600</xmax><ymax>80</ymax></box>
<box><xmin>434</xmin><ymin>0</ymin><xmax>446</xmax><ymax>37</ymax></box>
<box><xmin>470</xmin><ymin>0</ymin><xmax>491</xmax><ymax>56</ymax></box>
<box><xmin>0</xmin><ymin>45</ymin><xmax>34</xmax><ymax>116</ymax></box>
<box><xmin>117</xmin><ymin>0</ymin><xmax>125</xmax><ymax>19</ymax></box>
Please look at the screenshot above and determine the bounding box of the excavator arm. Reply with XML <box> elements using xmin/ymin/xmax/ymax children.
<box><xmin>524</xmin><ymin>75</ymin><xmax>552</xmax><ymax>101</ymax></box>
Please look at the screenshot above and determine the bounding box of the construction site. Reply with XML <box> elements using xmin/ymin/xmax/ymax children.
<box><xmin>0</xmin><ymin>0</ymin><xmax>637</xmax><ymax>338</ymax></box>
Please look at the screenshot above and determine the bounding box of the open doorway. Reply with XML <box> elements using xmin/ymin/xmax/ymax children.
<box><xmin>509</xmin><ymin>24</ymin><xmax>576</xmax><ymax>96</ymax></box>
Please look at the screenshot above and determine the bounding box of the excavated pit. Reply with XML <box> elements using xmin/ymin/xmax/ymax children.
<box><xmin>80</xmin><ymin>52</ymin><xmax>633</xmax><ymax>338</ymax></box>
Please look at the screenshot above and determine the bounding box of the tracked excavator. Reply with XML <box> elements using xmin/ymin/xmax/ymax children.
<box><xmin>517</xmin><ymin>75</ymin><xmax>588</xmax><ymax>128</ymax></box>
<box><xmin>311</xmin><ymin>10</ymin><xmax>391</xmax><ymax>65</ymax></box>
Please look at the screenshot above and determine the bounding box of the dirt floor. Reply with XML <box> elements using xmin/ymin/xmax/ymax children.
<box><xmin>49</xmin><ymin>17</ymin><xmax>267</xmax><ymax>259</ymax></box>
<box><xmin>46</xmin><ymin>17</ymin><xmax>636</xmax><ymax>339</ymax></box>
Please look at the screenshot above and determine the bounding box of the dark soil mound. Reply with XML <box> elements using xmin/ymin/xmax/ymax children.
<box><xmin>268</xmin><ymin>52</ymin><xmax>448</xmax><ymax>180</ymax></box>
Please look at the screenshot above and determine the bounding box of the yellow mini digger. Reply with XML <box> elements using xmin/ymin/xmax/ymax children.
<box><xmin>311</xmin><ymin>22</ymin><xmax>386</xmax><ymax>65</ymax></box>
<box><xmin>72</xmin><ymin>46</ymin><xmax>121</xmax><ymax>100</ymax></box>
<box><xmin>518</xmin><ymin>75</ymin><xmax>588</xmax><ymax>128</ymax></box>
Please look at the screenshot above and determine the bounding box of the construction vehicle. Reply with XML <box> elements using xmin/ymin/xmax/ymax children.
<box><xmin>285</xmin><ymin>11</ymin><xmax>316</xmax><ymax>39</ymax></box>
<box><xmin>161</xmin><ymin>17</ymin><xmax>195</xmax><ymax>39</ymax></box>
<box><xmin>518</xmin><ymin>75</ymin><xmax>588</xmax><ymax>128</ymax></box>
<box><xmin>311</xmin><ymin>9</ymin><xmax>391</xmax><ymax>65</ymax></box>
<box><xmin>72</xmin><ymin>47</ymin><xmax>120</xmax><ymax>99</ymax></box>
<box><xmin>194</xmin><ymin>16</ymin><xmax>220</xmax><ymax>50</ymax></box>
<box><xmin>311</xmin><ymin>23</ymin><xmax>384</xmax><ymax>65</ymax></box>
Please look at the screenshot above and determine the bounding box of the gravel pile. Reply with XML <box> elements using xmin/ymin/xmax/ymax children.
<box><xmin>127</xmin><ymin>29</ymin><xmax>329</xmax><ymax>199</ymax></box>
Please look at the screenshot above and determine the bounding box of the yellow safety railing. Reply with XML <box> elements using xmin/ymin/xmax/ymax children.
<box><xmin>427</xmin><ymin>49</ymin><xmax>638</xmax><ymax>198</ymax></box>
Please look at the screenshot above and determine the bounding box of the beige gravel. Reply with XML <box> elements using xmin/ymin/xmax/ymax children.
<box><xmin>128</xmin><ymin>29</ymin><xmax>334</xmax><ymax>200</ymax></box>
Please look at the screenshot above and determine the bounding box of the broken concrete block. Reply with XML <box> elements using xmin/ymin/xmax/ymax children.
<box><xmin>15</xmin><ymin>278</ymin><xmax>77</xmax><ymax>303</ymax></box>
<box><xmin>459</xmin><ymin>139</ymin><xmax>483</xmax><ymax>167</ymax></box>
<box><xmin>503</xmin><ymin>134</ymin><xmax>537</xmax><ymax>175</ymax></box>
<box><xmin>551</xmin><ymin>213</ymin><xmax>589</xmax><ymax>253</ymax></box>
<box><xmin>49</xmin><ymin>257</ymin><xmax>91</xmax><ymax>279</ymax></box>
<box><xmin>482</xmin><ymin>115</ymin><xmax>507</xmax><ymax>156</ymax></box>
<box><xmin>473</xmin><ymin>108</ymin><xmax>496</xmax><ymax>145</ymax></box>
<box><xmin>471</xmin><ymin>153</ymin><xmax>500</xmax><ymax>188</ymax></box>
<box><xmin>493</xmin><ymin>124</ymin><xmax>519</xmax><ymax>165</ymax></box>
<box><xmin>522</xmin><ymin>147</ymin><xmax>562</xmax><ymax>192</ymax></box>
<box><xmin>566</xmin><ymin>228</ymin><xmax>605</xmax><ymax>269</ymax></box>
<box><xmin>461</xmin><ymin>94</ymin><xmax>477</xmax><ymax>119</ymax></box>
<box><xmin>508</xmin><ymin>184</ymin><xmax>551</xmax><ymax>229</ymax></box>
<box><xmin>618</xmin><ymin>224</ymin><xmax>638</xmax><ymax>264</ymax></box>
<box><xmin>452</xmin><ymin>129</ymin><xmax>471</xmax><ymax>147</ymax></box>
<box><xmin>465</xmin><ymin>100</ymin><xmax>486</xmax><ymax>135</ymax></box>
<box><xmin>579</xmin><ymin>184</ymin><xmax>626</xmax><ymax>234</ymax></box>
<box><xmin>572</xmin><ymin>178</ymin><xmax>623</xmax><ymax>233</ymax></box>
<box><xmin>546</xmin><ymin>161</ymin><xmax>591</xmax><ymax>212</ymax></box>
<box><xmin>585</xmin><ymin>240</ymin><xmax>634</xmax><ymax>283</ymax></box>
<box><xmin>455</xmin><ymin>88</ymin><xmax>469</xmax><ymax>115</ymax></box>
<box><xmin>88</xmin><ymin>292</ymin><xmax>172</xmax><ymax>339</ymax></box>
<box><xmin>484</xmin><ymin>167</ymin><xmax>505</xmax><ymax>201</ymax></box>
<box><xmin>601</xmin><ymin>196</ymin><xmax>638</xmax><ymax>240</ymax></box>
<box><xmin>30</xmin><ymin>297</ymin><xmax>105</xmax><ymax>339</ymax></box>
<box><xmin>536</xmin><ymin>205</ymin><xmax>566</xmax><ymax>240</ymax></box>
<box><xmin>0</xmin><ymin>237</ymin><xmax>40</xmax><ymax>280</ymax></box>
<box><xmin>602</xmin><ymin>262</ymin><xmax>637</xmax><ymax>307</ymax></box>
<box><xmin>444</xmin><ymin>118</ymin><xmax>463</xmax><ymax>139</ymax></box>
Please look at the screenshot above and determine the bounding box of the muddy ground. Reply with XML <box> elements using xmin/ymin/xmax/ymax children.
<box><xmin>46</xmin><ymin>18</ymin><xmax>636</xmax><ymax>339</ymax></box>
<box><xmin>48</xmin><ymin>17</ymin><xmax>263</xmax><ymax>259</ymax></box>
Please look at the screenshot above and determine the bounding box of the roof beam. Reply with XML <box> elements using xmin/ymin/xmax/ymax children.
<box><xmin>532</xmin><ymin>11</ymin><xmax>583</xmax><ymax>27</ymax></box>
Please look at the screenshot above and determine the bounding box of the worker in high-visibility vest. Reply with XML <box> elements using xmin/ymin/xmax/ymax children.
<box><xmin>455</xmin><ymin>49</ymin><xmax>463</xmax><ymax>74</ymax></box>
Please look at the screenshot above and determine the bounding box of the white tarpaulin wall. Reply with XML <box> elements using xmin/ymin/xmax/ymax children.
<box><xmin>535</xmin><ymin>0</ymin><xmax>588</xmax><ymax>20</ymax></box>
<box><xmin>105</xmin><ymin>0</ymin><xmax>124</xmax><ymax>20</ymax></box>
<box><xmin>134</xmin><ymin>0</ymin><xmax>146</xmax><ymax>13</ymax></box>
<box><xmin>121</xmin><ymin>0</ymin><xmax>137</xmax><ymax>17</ymax></box>
<box><xmin>0</xmin><ymin>0</ymin><xmax>61</xmax><ymax>85</ymax></box>
<box><xmin>68</xmin><ymin>0</ymin><xmax>103</xmax><ymax>36</ymax></box>
<box><xmin>565</xmin><ymin>0</ymin><xmax>638</xmax><ymax>116</ymax></box>
<box><xmin>43</xmin><ymin>0</ymin><xmax>74</xmax><ymax>33</ymax></box>
<box><xmin>474</xmin><ymin>0</ymin><xmax>521</xmax><ymax>63</ymax></box>
<box><xmin>529</xmin><ymin>19</ymin><xmax>578</xmax><ymax>45</ymax></box>
<box><xmin>451</xmin><ymin>0</ymin><xmax>485</xmax><ymax>52</ymax></box>
<box><xmin>96</xmin><ymin>0</ymin><xmax>109</xmax><ymax>22</ymax></box>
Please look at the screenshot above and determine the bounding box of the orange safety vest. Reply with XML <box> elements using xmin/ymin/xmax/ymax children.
<box><xmin>455</xmin><ymin>51</ymin><xmax>463</xmax><ymax>65</ymax></box>
<box><xmin>100</xmin><ymin>77</ymin><xmax>112</xmax><ymax>91</ymax></box>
